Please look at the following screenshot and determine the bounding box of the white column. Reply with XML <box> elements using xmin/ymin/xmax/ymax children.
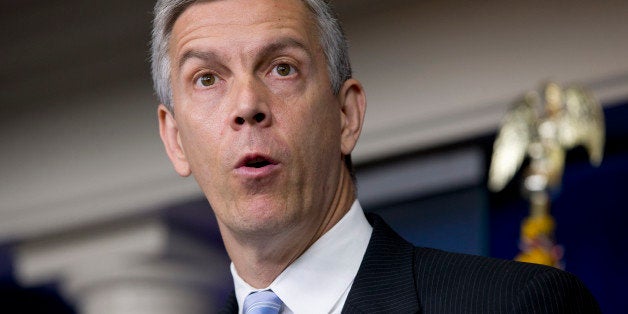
<box><xmin>14</xmin><ymin>216</ymin><xmax>231</xmax><ymax>314</ymax></box>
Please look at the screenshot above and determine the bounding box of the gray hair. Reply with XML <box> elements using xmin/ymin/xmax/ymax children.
<box><xmin>150</xmin><ymin>0</ymin><xmax>352</xmax><ymax>113</ymax></box>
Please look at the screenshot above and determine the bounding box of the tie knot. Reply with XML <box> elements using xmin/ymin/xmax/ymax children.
<box><xmin>243</xmin><ymin>290</ymin><xmax>283</xmax><ymax>314</ymax></box>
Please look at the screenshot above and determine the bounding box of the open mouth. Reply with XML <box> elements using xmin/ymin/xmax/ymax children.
<box><xmin>245</xmin><ymin>157</ymin><xmax>272</xmax><ymax>168</ymax></box>
<box><xmin>235</xmin><ymin>154</ymin><xmax>279</xmax><ymax>178</ymax></box>
<box><xmin>237</xmin><ymin>154</ymin><xmax>278</xmax><ymax>170</ymax></box>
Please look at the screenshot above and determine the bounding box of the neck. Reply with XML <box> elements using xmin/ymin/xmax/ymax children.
<box><xmin>223</xmin><ymin>166</ymin><xmax>356</xmax><ymax>288</ymax></box>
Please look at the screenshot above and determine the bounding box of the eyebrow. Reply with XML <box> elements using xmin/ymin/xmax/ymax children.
<box><xmin>177</xmin><ymin>37</ymin><xmax>312</xmax><ymax>73</ymax></box>
<box><xmin>256</xmin><ymin>38</ymin><xmax>312</xmax><ymax>62</ymax></box>
<box><xmin>178</xmin><ymin>50</ymin><xmax>222</xmax><ymax>73</ymax></box>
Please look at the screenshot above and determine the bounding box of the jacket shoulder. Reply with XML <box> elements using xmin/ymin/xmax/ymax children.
<box><xmin>413</xmin><ymin>247</ymin><xmax>601</xmax><ymax>313</ymax></box>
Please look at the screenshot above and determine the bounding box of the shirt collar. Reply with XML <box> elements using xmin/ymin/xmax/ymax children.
<box><xmin>231</xmin><ymin>200</ymin><xmax>372</xmax><ymax>313</ymax></box>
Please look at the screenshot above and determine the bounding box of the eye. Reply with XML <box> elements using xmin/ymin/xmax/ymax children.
<box><xmin>273</xmin><ymin>63</ymin><xmax>296</xmax><ymax>77</ymax></box>
<box><xmin>195</xmin><ymin>73</ymin><xmax>218</xmax><ymax>87</ymax></box>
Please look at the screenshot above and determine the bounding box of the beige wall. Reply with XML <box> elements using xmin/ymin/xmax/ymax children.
<box><xmin>339</xmin><ymin>0</ymin><xmax>628</xmax><ymax>161</ymax></box>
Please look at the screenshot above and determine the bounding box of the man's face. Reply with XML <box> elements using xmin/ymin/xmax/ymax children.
<box><xmin>160</xmin><ymin>0</ymin><xmax>359</xmax><ymax>236</ymax></box>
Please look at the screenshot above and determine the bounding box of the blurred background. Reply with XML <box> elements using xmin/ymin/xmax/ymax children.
<box><xmin>1</xmin><ymin>0</ymin><xmax>627</xmax><ymax>313</ymax></box>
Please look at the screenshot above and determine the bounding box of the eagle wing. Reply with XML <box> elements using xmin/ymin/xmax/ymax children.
<box><xmin>488</xmin><ymin>93</ymin><xmax>539</xmax><ymax>192</ymax></box>
<box><xmin>559</xmin><ymin>86</ymin><xmax>605</xmax><ymax>166</ymax></box>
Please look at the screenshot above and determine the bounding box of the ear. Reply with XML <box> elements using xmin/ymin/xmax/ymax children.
<box><xmin>158</xmin><ymin>104</ymin><xmax>191</xmax><ymax>177</ymax></box>
<box><xmin>338</xmin><ymin>78</ymin><xmax>367</xmax><ymax>155</ymax></box>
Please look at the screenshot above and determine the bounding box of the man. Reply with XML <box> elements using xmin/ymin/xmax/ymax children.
<box><xmin>151</xmin><ymin>0</ymin><xmax>600</xmax><ymax>312</ymax></box>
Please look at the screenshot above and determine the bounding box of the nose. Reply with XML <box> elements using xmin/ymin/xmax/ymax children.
<box><xmin>230</xmin><ymin>77</ymin><xmax>272</xmax><ymax>130</ymax></box>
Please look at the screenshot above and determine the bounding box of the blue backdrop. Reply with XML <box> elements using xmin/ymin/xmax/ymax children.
<box><xmin>490</xmin><ymin>102</ymin><xmax>628</xmax><ymax>314</ymax></box>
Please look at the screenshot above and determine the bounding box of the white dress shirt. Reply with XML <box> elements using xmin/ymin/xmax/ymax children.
<box><xmin>231</xmin><ymin>200</ymin><xmax>373</xmax><ymax>314</ymax></box>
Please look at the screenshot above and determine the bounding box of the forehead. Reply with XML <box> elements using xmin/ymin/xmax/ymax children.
<box><xmin>170</xmin><ymin>0</ymin><xmax>318</xmax><ymax>53</ymax></box>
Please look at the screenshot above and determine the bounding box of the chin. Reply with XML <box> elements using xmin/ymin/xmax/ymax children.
<box><xmin>230</xmin><ymin>198</ymin><xmax>292</xmax><ymax>233</ymax></box>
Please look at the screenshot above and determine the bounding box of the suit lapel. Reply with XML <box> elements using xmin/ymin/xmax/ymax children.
<box><xmin>218</xmin><ymin>214</ymin><xmax>420</xmax><ymax>313</ymax></box>
<box><xmin>218</xmin><ymin>291</ymin><xmax>238</xmax><ymax>314</ymax></box>
<box><xmin>342</xmin><ymin>213</ymin><xmax>420</xmax><ymax>313</ymax></box>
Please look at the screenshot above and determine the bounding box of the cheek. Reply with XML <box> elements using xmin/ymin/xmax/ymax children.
<box><xmin>178</xmin><ymin>116</ymin><xmax>235</xmax><ymax>206</ymax></box>
<box><xmin>178</xmin><ymin>111</ymin><xmax>225</xmax><ymax>173</ymax></box>
<box><xmin>291</xmin><ymin>97</ymin><xmax>342</xmax><ymax>164</ymax></box>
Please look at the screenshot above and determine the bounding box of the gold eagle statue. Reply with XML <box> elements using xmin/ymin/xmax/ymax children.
<box><xmin>488</xmin><ymin>82</ymin><xmax>605</xmax><ymax>193</ymax></box>
<box><xmin>488</xmin><ymin>81</ymin><xmax>605</xmax><ymax>268</ymax></box>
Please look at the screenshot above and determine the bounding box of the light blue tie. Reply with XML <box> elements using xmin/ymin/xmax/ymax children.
<box><xmin>243</xmin><ymin>290</ymin><xmax>283</xmax><ymax>314</ymax></box>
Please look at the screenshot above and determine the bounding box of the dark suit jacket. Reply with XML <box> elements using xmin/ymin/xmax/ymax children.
<box><xmin>219</xmin><ymin>213</ymin><xmax>600</xmax><ymax>313</ymax></box>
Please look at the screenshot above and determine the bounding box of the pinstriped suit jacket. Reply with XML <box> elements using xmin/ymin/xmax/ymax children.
<box><xmin>219</xmin><ymin>213</ymin><xmax>600</xmax><ymax>313</ymax></box>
